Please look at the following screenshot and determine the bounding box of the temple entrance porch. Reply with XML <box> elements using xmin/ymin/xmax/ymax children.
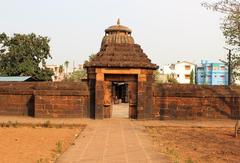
<box><xmin>84</xmin><ymin>20</ymin><xmax>157</xmax><ymax>119</ymax></box>
<box><xmin>103</xmin><ymin>74</ymin><xmax>137</xmax><ymax>119</ymax></box>
<box><xmin>88</xmin><ymin>68</ymin><xmax>155</xmax><ymax>119</ymax></box>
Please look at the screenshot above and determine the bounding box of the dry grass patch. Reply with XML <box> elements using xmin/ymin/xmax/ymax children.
<box><xmin>0</xmin><ymin>123</ymin><xmax>86</xmax><ymax>163</ymax></box>
<box><xmin>146</xmin><ymin>126</ymin><xmax>240</xmax><ymax>163</ymax></box>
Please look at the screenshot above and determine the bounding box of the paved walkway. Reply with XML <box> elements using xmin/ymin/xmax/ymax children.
<box><xmin>112</xmin><ymin>103</ymin><xmax>129</xmax><ymax>118</ymax></box>
<box><xmin>56</xmin><ymin>119</ymin><xmax>170</xmax><ymax>163</ymax></box>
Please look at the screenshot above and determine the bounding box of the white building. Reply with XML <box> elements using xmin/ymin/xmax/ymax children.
<box><xmin>46</xmin><ymin>65</ymin><xmax>65</xmax><ymax>82</ymax></box>
<box><xmin>163</xmin><ymin>61</ymin><xmax>196</xmax><ymax>84</ymax></box>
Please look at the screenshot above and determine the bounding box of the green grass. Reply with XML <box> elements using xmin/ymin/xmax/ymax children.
<box><xmin>56</xmin><ymin>141</ymin><xmax>62</xmax><ymax>154</ymax></box>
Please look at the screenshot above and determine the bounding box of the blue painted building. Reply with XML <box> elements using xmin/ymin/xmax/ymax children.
<box><xmin>196</xmin><ymin>60</ymin><xmax>228</xmax><ymax>85</ymax></box>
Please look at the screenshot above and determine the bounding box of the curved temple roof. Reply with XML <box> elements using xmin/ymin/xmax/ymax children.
<box><xmin>101</xmin><ymin>19</ymin><xmax>134</xmax><ymax>49</ymax></box>
<box><xmin>84</xmin><ymin>19</ymin><xmax>158</xmax><ymax>70</ymax></box>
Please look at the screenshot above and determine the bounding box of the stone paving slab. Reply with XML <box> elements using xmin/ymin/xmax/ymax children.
<box><xmin>112</xmin><ymin>103</ymin><xmax>129</xmax><ymax>118</ymax></box>
<box><xmin>56</xmin><ymin>119</ymin><xmax>170</xmax><ymax>163</ymax></box>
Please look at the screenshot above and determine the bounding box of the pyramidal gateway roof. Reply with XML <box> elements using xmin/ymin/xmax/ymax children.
<box><xmin>84</xmin><ymin>20</ymin><xmax>158</xmax><ymax>70</ymax></box>
<box><xmin>85</xmin><ymin>43</ymin><xmax>158</xmax><ymax>70</ymax></box>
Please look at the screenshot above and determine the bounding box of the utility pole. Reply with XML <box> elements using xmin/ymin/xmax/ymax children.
<box><xmin>227</xmin><ymin>49</ymin><xmax>232</xmax><ymax>86</ymax></box>
<box><xmin>224</xmin><ymin>47</ymin><xmax>233</xmax><ymax>86</ymax></box>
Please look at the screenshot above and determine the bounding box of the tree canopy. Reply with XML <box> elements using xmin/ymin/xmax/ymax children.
<box><xmin>65</xmin><ymin>69</ymin><xmax>87</xmax><ymax>82</ymax></box>
<box><xmin>83</xmin><ymin>53</ymin><xmax>97</xmax><ymax>67</ymax></box>
<box><xmin>190</xmin><ymin>69</ymin><xmax>195</xmax><ymax>84</ymax></box>
<box><xmin>202</xmin><ymin>0</ymin><xmax>240</xmax><ymax>83</ymax></box>
<box><xmin>64</xmin><ymin>60</ymin><xmax>69</xmax><ymax>75</ymax></box>
<box><xmin>0</xmin><ymin>33</ymin><xmax>53</xmax><ymax>81</ymax></box>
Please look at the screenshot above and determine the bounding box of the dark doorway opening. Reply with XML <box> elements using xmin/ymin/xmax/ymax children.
<box><xmin>104</xmin><ymin>74</ymin><xmax>138</xmax><ymax>119</ymax></box>
<box><xmin>112</xmin><ymin>82</ymin><xmax>128</xmax><ymax>104</ymax></box>
<box><xmin>112</xmin><ymin>82</ymin><xmax>129</xmax><ymax>118</ymax></box>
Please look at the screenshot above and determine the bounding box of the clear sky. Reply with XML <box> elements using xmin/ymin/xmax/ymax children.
<box><xmin>0</xmin><ymin>0</ymin><xmax>227</xmax><ymax>70</ymax></box>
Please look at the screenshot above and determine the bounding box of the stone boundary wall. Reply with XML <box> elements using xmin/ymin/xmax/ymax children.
<box><xmin>0</xmin><ymin>82</ymin><xmax>89</xmax><ymax>118</ymax></box>
<box><xmin>1</xmin><ymin>82</ymin><xmax>240</xmax><ymax>120</ymax></box>
<box><xmin>152</xmin><ymin>84</ymin><xmax>240</xmax><ymax>120</ymax></box>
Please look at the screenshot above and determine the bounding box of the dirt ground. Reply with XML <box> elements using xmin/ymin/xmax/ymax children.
<box><xmin>146</xmin><ymin>126</ymin><xmax>240</xmax><ymax>163</ymax></box>
<box><xmin>0</xmin><ymin>126</ymin><xmax>85</xmax><ymax>163</ymax></box>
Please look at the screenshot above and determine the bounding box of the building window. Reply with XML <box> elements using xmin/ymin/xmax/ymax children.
<box><xmin>207</xmin><ymin>66</ymin><xmax>211</xmax><ymax>70</ymax></box>
<box><xmin>185</xmin><ymin>65</ymin><xmax>190</xmax><ymax>70</ymax></box>
<box><xmin>221</xmin><ymin>66</ymin><xmax>225</xmax><ymax>70</ymax></box>
<box><xmin>213</xmin><ymin>66</ymin><xmax>219</xmax><ymax>70</ymax></box>
<box><xmin>185</xmin><ymin>74</ymin><xmax>190</xmax><ymax>79</ymax></box>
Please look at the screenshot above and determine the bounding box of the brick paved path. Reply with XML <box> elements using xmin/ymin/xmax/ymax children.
<box><xmin>56</xmin><ymin>118</ymin><xmax>170</xmax><ymax>163</ymax></box>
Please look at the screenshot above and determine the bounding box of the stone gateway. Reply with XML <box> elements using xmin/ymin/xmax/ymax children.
<box><xmin>84</xmin><ymin>19</ymin><xmax>158</xmax><ymax>119</ymax></box>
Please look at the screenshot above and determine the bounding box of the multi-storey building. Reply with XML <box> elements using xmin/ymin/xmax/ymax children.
<box><xmin>46</xmin><ymin>65</ymin><xmax>65</xmax><ymax>82</ymax></box>
<box><xmin>196</xmin><ymin>60</ymin><xmax>228</xmax><ymax>85</ymax></box>
<box><xmin>163</xmin><ymin>61</ymin><xmax>196</xmax><ymax>84</ymax></box>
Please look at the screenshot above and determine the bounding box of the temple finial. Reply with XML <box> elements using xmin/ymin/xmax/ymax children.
<box><xmin>117</xmin><ymin>18</ymin><xmax>120</xmax><ymax>25</ymax></box>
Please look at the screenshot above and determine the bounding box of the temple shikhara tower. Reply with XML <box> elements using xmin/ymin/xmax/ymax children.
<box><xmin>84</xmin><ymin>19</ymin><xmax>158</xmax><ymax>119</ymax></box>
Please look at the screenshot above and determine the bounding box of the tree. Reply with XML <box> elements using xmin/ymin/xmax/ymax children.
<box><xmin>65</xmin><ymin>69</ymin><xmax>87</xmax><ymax>82</ymax></box>
<box><xmin>84</xmin><ymin>53</ymin><xmax>97</xmax><ymax>66</ymax></box>
<box><xmin>153</xmin><ymin>70</ymin><xmax>160</xmax><ymax>80</ymax></box>
<box><xmin>167</xmin><ymin>73</ymin><xmax>178</xmax><ymax>84</ymax></box>
<box><xmin>202</xmin><ymin>0</ymin><xmax>240</xmax><ymax>84</ymax></box>
<box><xmin>89</xmin><ymin>53</ymin><xmax>97</xmax><ymax>61</ymax></box>
<box><xmin>59</xmin><ymin>65</ymin><xmax>64</xmax><ymax>74</ymax></box>
<box><xmin>0</xmin><ymin>33</ymin><xmax>53</xmax><ymax>81</ymax></box>
<box><xmin>190</xmin><ymin>69</ymin><xmax>195</xmax><ymax>84</ymax></box>
<box><xmin>64</xmin><ymin>60</ymin><xmax>69</xmax><ymax>76</ymax></box>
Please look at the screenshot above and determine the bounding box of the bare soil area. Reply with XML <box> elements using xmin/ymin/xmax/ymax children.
<box><xmin>146</xmin><ymin>126</ymin><xmax>240</xmax><ymax>163</ymax></box>
<box><xmin>0</xmin><ymin>126</ymin><xmax>85</xmax><ymax>163</ymax></box>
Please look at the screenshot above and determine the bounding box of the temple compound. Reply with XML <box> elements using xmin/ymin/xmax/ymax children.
<box><xmin>0</xmin><ymin>20</ymin><xmax>239</xmax><ymax>120</ymax></box>
<box><xmin>84</xmin><ymin>19</ymin><xmax>158</xmax><ymax>119</ymax></box>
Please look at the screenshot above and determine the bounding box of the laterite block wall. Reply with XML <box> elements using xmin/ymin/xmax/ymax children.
<box><xmin>0</xmin><ymin>94</ymin><xmax>34</xmax><ymax>116</ymax></box>
<box><xmin>152</xmin><ymin>84</ymin><xmax>240</xmax><ymax>120</ymax></box>
<box><xmin>0</xmin><ymin>83</ymin><xmax>35</xmax><ymax>116</ymax></box>
<box><xmin>0</xmin><ymin>82</ymin><xmax>89</xmax><ymax>118</ymax></box>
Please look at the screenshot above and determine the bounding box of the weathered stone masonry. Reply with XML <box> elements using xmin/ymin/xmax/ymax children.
<box><xmin>0</xmin><ymin>82</ymin><xmax>89</xmax><ymax>118</ymax></box>
<box><xmin>0</xmin><ymin>82</ymin><xmax>239</xmax><ymax>119</ymax></box>
<box><xmin>152</xmin><ymin>84</ymin><xmax>240</xmax><ymax>119</ymax></box>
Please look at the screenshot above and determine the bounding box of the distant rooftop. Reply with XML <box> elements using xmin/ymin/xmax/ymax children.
<box><xmin>175</xmin><ymin>61</ymin><xmax>196</xmax><ymax>65</ymax></box>
<box><xmin>0</xmin><ymin>76</ymin><xmax>34</xmax><ymax>82</ymax></box>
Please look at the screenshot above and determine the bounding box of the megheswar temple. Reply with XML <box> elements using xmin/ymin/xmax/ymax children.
<box><xmin>0</xmin><ymin>20</ymin><xmax>239</xmax><ymax>120</ymax></box>
<box><xmin>84</xmin><ymin>19</ymin><xmax>158</xmax><ymax>119</ymax></box>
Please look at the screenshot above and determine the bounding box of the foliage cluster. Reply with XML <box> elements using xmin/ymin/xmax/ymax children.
<box><xmin>203</xmin><ymin>0</ymin><xmax>240</xmax><ymax>83</ymax></box>
<box><xmin>0</xmin><ymin>33</ymin><xmax>53</xmax><ymax>81</ymax></box>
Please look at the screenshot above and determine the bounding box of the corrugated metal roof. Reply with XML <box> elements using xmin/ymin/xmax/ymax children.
<box><xmin>0</xmin><ymin>76</ymin><xmax>32</xmax><ymax>81</ymax></box>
